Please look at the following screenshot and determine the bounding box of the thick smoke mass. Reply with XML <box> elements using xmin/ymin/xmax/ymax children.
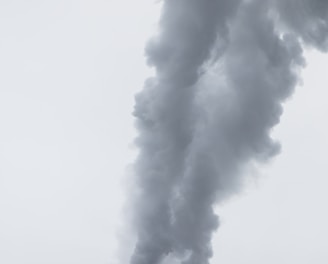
<box><xmin>129</xmin><ymin>0</ymin><xmax>328</xmax><ymax>263</ymax></box>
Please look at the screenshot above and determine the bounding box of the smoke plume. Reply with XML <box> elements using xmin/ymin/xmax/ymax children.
<box><xmin>129</xmin><ymin>0</ymin><xmax>328</xmax><ymax>263</ymax></box>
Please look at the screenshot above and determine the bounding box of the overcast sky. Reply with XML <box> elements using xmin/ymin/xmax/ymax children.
<box><xmin>0</xmin><ymin>1</ymin><xmax>327</xmax><ymax>264</ymax></box>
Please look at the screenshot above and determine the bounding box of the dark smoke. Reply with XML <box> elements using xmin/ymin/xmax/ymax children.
<box><xmin>128</xmin><ymin>0</ymin><xmax>328</xmax><ymax>263</ymax></box>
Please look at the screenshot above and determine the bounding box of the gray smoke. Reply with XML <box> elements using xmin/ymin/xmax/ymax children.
<box><xmin>129</xmin><ymin>0</ymin><xmax>328</xmax><ymax>263</ymax></box>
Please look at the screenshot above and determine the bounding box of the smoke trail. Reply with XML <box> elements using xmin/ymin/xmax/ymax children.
<box><xmin>129</xmin><ymin>0</ymin><xmax>327</xmax><ymax>263</ymax></box>
<box><xmin>131</xmin><ymin>1</ymin><xmax>240</xmax><ymax>263</ymax></box>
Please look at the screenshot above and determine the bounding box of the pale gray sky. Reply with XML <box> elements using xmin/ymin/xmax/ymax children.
<box><xmin>0</xmin><ymin>1</ymin><xmax>327</xmax><ymax>264</ymax></box>
<box><xmin>0</xmin><ymin>1</ymin><xmax>159</xmax><ymax>263</ymax></box>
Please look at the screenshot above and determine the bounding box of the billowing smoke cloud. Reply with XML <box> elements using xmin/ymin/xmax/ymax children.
<box><xmin>129</xmin><ymin>0</ymin><xmax>328</xmax><ymax>263</ymax></box>
<box><xmin>275</xmin><ymin>0</ymin><xmax>328</xmax><ymax>50</ymax></box>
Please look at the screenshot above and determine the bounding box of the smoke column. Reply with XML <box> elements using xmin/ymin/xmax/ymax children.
<box><xmin>129</xmin><ymin>0</ymin><xmax>328</xmax><ymax>263</ymax></box>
